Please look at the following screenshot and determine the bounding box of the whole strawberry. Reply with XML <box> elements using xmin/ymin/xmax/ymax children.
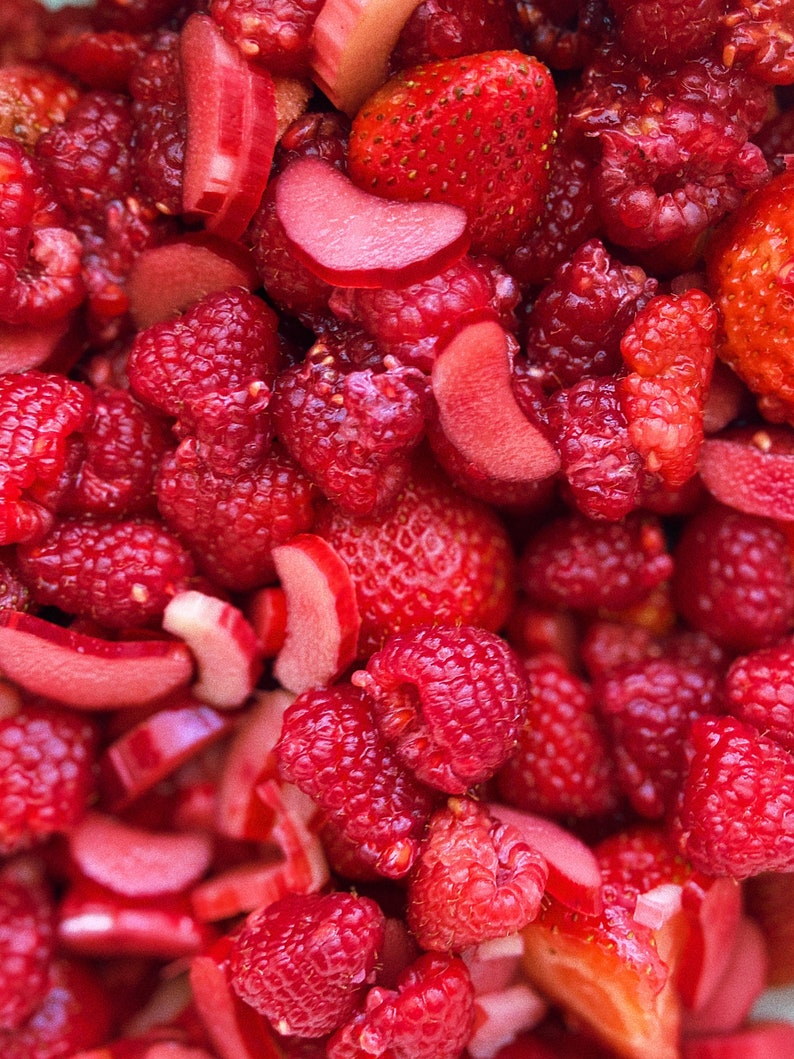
<box><xmin>348</xmin><ymin>50</ymin><xmax>557</xmax><ymax>257</ymax></box>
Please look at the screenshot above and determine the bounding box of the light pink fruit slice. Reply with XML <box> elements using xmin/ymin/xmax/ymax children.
<box><xmin>432</xmin><ymin>319</ymin><xmax>561</xmax><ymax>483</ymax></box>
<box><xmin>634</xmin><ymin>883</ymin><xmax>684</xmax><ymax>931</ymax></box>
<box><xmin>469</xmin><ymin>983</ymin><xmax>548</xmax><ymax>1059</ymax></box>
<box><xmin>310</xmin><ymin>0</ymin><xmax>424</xmax><ymax>116</ymax></box>
<box><xmin>681</xmin><ymin>916</ymin><xmax>767</xmax><ymax>1036</ymax></box>
<box><xmin>680</xmin><ymin>1022</ymin><xmax>794</xmax><ymax>1059</ymax></box>
<box><xmin>127</xmin><ymin>234</ymin><xmax>258</xmax><ymax>329</ymax></box>
<box><xmin>272</xmin><ymin>533</ymin><xmax>361</xmax><ymax>695</ymax></box>
<box><xmin>162</xmin><ymin>591</ymin><xmax>262</xmax><ymax>710</ymax></box>
<box><xmin>678</xmin><ymin>874</ymin><xmax>742</xmax><ymax>1012</ymax></box>
<box><xmin>0</xmin><ymin>316</ymin><xmax>72</xmax><ymax>372</ymax></box>
<box><xmin>698</xmin><ymin>426</ymin><xmax>794</xmax><ymax>520</ymax></box>
<box><xmin>70</xmin><ymin>812</ymin><xmax>213</xmax><ymax>898</ymax></box>
<box><xmin>180</xmin><ymin>13</ymin><xmax>277</xmax><ymax>240</ymax></box>
<box><xmin>0</xmin><ymin>612</ymin><xmax>193</xmax><ymax>709</ymax></box>
<box><xmin>488</xmin><ymin>803</ymin><xmax>603</xmax><ymax>916</ymax></box>
<box><xmin>275</xmin><ymin>156</ymin><xmax>470</xmax><ymax>288</ymax></box>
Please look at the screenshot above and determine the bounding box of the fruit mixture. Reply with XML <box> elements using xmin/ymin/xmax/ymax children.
<box><xmin>2</xmin><ymin>0</ymin><xmax>794</xmax><ymax>1057</ymax></box>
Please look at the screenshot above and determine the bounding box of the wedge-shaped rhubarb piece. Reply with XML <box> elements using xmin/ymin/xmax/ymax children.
<box><xmin>162</xmin><ymin>591</ymin><xmax>262</xmax><ymax>710</ymax></box>
<box><xmin>698</xmin><ymin>426</ymin><xmax>794</xmax><ymax>520</ymax></box>
<box><xmin>272</xmin><ymin>533</ymin><xmax>361</xmax><ymax>695</ymax></box>
<box><xmin>681</xmin><ymin>1022</ymin><xmax>794</xmax><ymax>1059</ymax></box>
<box><xmin>310</xmin><ymin>0</ymin><xmax>424</xmax><ymax>116</ymax></box>
<box><xmin>432</xmin><ymin>319</ymin><xmax>561</xmax><ymax>483</ymax></box>
<box><xmin>0</xmin><ymin>316</ymin><xmax>72</xmax><ymax>373</ymax></box>
<box><xmin>70</xmin><ymin>812</ymin><xmax>213</xmax><ymax>898</ymax></box>
<box><xmin>275</xmin><ymin>156</ymin><xmax>469</xmax><ymax>288</ymax></box>
<box><xmin>0</xmin><ymin>612</ymin><xmax>193</xmax><ymax>709</ymax></box>
<box><xmin>677</xmin><ymin>873</ymin><xmax>742</xmax><ymax>1012</ymax></box>
<box><xmin>682</xmin><ymin>916</ymin><xmax>767</xmax><ymax>1036</ymax></box>
<box><xmin>180</xmin><ymin>14</ymin><xmax>277</xmax><ymax>240</ymax></box>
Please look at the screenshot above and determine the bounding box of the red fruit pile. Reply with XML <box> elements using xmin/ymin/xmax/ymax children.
<box><xmin>1</xmin><ymin>1</ymin><xmax>794</xmax><ymax>1058</ymax></box>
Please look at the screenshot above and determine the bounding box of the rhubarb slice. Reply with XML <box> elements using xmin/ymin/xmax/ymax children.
<box><xmin>0</xmin><ymin>612</ymin><xmax>193</xmax><ymax>709</ymax></box>
<box><xmin>698</xmin><ymin>426</ymin><xmax>794</xmax><ymax>520</ymax></box>
<box><xmin>275</xmin><ymin>156</ymin><xmax>470</xmax><ymax>288</ymax></box>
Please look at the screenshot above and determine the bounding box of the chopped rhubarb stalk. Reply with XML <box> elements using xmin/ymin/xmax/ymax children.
<box><xmin>245</xmin><ymin>586</ymin><xmax>288</xmax><ymax>657</ymax></box>
<box><xmin>488</xmin><ymin>803</ymin><xmax>603</xmax><ymax>917</ymax></box>
<box><xmin>678</xmin><ymin>874</ymin><xmax>743</xmax><ymax>1012</ymax></box>
<box><xmin>162</xmin><ymin>591</ymin><xmax>263</xmax><ymax>710</ymax></box>
<box><xmin>463</xmin><ymin>934</ymin><xmax>525</xmax><ymax>996</ymax></box>
<box><xmin>275</xmin><ymin>156</ymin><xmax>470</xmax><ymax>289</ymax></box>
<box><xmin>698</xmin><ymin>427</ymin><xmax>794</xmax><ymax>520</ymax></box>
<box><xmin>0</xmin><ymin>612</ymin><xmax>194</xmax><ymax>709</ymax></box>
<box><xmin>310</xmin><ymin>0</ymin><xmax>425</xmax><ymax>115</ymax></box>
<box><xmin>127</xmin><ymin>235</ymin><xmax>259</xmax><ymax>329</ymax></box>
<box><xmin>681</xmin><ymin>1022</ymin><xmax>794</xmax><ymax>1059</ymax></box>
<box><xmin>272</xmin><ymin>533</ymin><xmax>361</xmax><ymax>695</ymax></box>
<box><xmin>180</xmin><ymin>14</ymin><xmax>278</xmax><ymax>240</ymax></box>
<box><xmin>432</xmin><ymin>320</ymin><xmax>561</xmax><ymax>483</ymax></box>
<box><xmin>634</xmin><ymin>883</ymin><xmax>684</xmax><ymax>931</ymax></box>
<box><xmin>468</xmin><ymin>983</ymin><xmax>548</xmax><ymax>1059</ymax></box>
<box><xmin>69</xmin><ymin>812</ymin><xmax>213</xmax><ymax>898</ymax></box>
<box><xmin>0</xmin><ymin>316</ymin><xmax>72</xmax><ymax>373</ymax></box>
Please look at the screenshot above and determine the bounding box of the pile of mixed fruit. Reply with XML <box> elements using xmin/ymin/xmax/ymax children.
<box><xmin>3</xmin><ymin>0</ymin><xmax>794</xmax><ymax>1055</ymax></box>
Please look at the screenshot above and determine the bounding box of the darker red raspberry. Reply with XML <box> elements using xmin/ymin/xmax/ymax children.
<box><xmin>315</xmin><ymin>465</ymin><xmax>516</xmax><ymax>656</ymax></box>
<box><xmin>720</xmin><ymin>0</ymin><xmax>794</xmax><ymax>84</ymax></box>
<box><xmin>672</xmin><ymin>503</ymin><xmax>794</xmax><ymax>652</ymax></box>
<box><xmin>0</xmin><ymin>705</ymin><xmax>96</xmax><ymax>856</ymax></box>
<box><xmin>230</xmin><ymin>891</ymin><xmax>385</xmax><ymax>1037</ymax></box>
<box><xmin>520</xmin><ymin>511</ymin><xmax>673</xmax><ymax>612</ymax></box>
<box><xmin>725</xmin><ymin>639</ymin><xmax>794</xmax><ymax>754</ymax></box>
<box><xmin>391</xmin><ymin>0</ymin><xmax>519</xmax><ymax>69</ymax></box>
<box><xmin>129</xmin><ymin>31</ymin><xmax>185</xmax><ymax>215</ymax></box>
<box><xmin>0</xmin><ymin>554</ymin><xmax>32</xmax><ymax>611</ymax></box>
<box><xmin>327</xmin><ymin>953</ymin><xmax>475</xmax><ymax>1059</ymax></box>
<box><xmin>610</xmin><ymin>0</ymin><xmax>725</xmax><ymax>69</ymax></box>
<box><xmin>210</xmin><ymin>0</ymin><xmax>325</xmax><ymax>76</ymax></box>
<box><xmin>0</xmin><ymin>64</ymin><xmax>79</xmax><ymax>150</ymax></box>
<box><xmin>94</xmin><ymin>0</ymin><xmax>183</xmax><ymax>33</ymax></box>
<box><xmin>0</xmin><ymin>865</ymin><xmax>54</xmax><ymax>1031</ymax></box>
<box><xmin>515</xmin><ymin>0</ymin><xmax>600</xmax><ymax>71</ymax></box>
<box><xmin>276</xmin><ymin>683</ymin><xmax>436</xmax><ymax>878</ymax></box>
<box><xmin>496</xmin><ymin>654</ymin><xmax>618</xmax><ymax>819</ymax></box>
<box><xmin>17</xmin><ymin>516</ymin><xmax>195</xmax><ymax>628</ymax></box>
<box><xmin>44</xmin><ymin>27</ymin><xmax>150</xmax><ymax>92</ymax></box>
<box><xmin>355</xmin><ymin>624</ymin><xmax>528</xmax><ymax>794</ymax></box>
<box><xmin>274</xmin><ymin>109</ymin><xmax>351</xmax><ymax>174</ymax></box>
<box><xmin>156</xmin><ymin>442</ymin><xmax>316</xmax><ymax>591</ymax></box>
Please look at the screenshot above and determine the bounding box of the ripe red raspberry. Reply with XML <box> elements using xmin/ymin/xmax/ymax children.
<box><xmin>0</xmin><ymin>705</ymin><xmax>96</xmax><ymax>856</ymax></box>
<box><xmin>272</xmin><ymin>352</ymin><xmax>430</xmax><ymax>517</ymax></box>
<box><xmin>276</xmin><ymin>683</ymin><xmax>436</xmax><ymax>879</ymax></box>
<box><xmin>725</xmin><ymin>639</ymin><xmax>794</xmax><ymax>754</ymax></box>
<box><xmin>672</xmin><ymin>503</ymin><xmax>794</xmax><ymax>651</ymax></box>
<box><xmin>610</xmin><ymin>0</ymin><xmax>725</xmax><ymax>69</ymax></box>
<box><xmin>496</xmin><ymin>654</ymin><xmax>618</xmax><ymax>819</ymax></box>
<box><xmin>17</xmin><ymin>516</ymin><xmax>195</xmax><ymax>628</ymax></box>
<box><xmin>407</xmin><ymin>797</ymin><xmax>547</xmax><ymax>951</ymax></box>
<box><xmin>720</xmin><ymin>0</ymin><xmax>794</xmax><ymax>83</ymax></box>
<box><xmin>355</xmin><ymin>624</ymin><xmax>528</xmax><ymax>794</ymax></box>
<box><xmin>156</xmin><ymin>442</ymin><xmax>316</xmax><ymax>591</ymax></box>
<box><xmin>0</xmin><ymin>64</ymin><xmax>79</xmax><ymax>149</ymax></box>
<box><xmin>315</xmin><ymin>465</ymin><xmax>516</xmax><ymax>656</ymax></box>
<box><xmin>391</xmin><ymin>0</ymin><xmax>519</xmax><ymax>69</ymax></box>
<box><xmin>520</xmin><ymin>511</ymin><xmax>673</xmax><ymax>612</ymax></box>
<box><xmin>673</xmin><ymin>714</ymin><xmax>794</xmax><ymax>878</ymax></box>
<box><xmin>327</xmin><ymin>952</ymin><xmax>475</xmax><ymax>1059</ymax></box>
<box><xmin>596</xmin><ymin>825</ymin><xmax>691</xmax><ymax>911</ymax></box>
<box><xmin>274</xmin><ymin>109</ymin><xmax>350</xmax><ymax>174</ymax></box>
<box><xmin>44</xmin><ymin>27</ymin><xmax>150</xmax><ymax>92</ymax></box>
<box><xmin>0</xmin><ymin>865</ymin><xmax>54</xmax><ymax>1030</ymax></box>
<box><xmin>209</xmin><ymin>0</ymin><xmax>325</xmax><ymax>76</ymax></box>
<box><xmin>515</xmin><ymin>0</ymin><xmax>599</xmax><ymax>71</ymax></box>
<box><xmin>230</xmin><ymin>891</ymin><xmax>385</xmax><ymax>1038</ymax></box>
<box><xmin>595</xmin><ymin>657</ymin><xmax>723</xmax><ymax>819</ymax></box>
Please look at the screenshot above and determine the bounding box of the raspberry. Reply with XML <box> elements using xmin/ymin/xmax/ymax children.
<box><xmin>327</xmin><ymin>953</ymin><xmax>475</xmax><ymax>1059</ymax></box>
<box><xmin>0</xmin><ymin>0</ymin><xmax>46</xmax><ymax>67</ymax></box>
<box><xmin>0</xmin><ymin>555</ymin><xmax>31</xmax><ymax>611</ymax></box>
<box><xmin>94</xmin><ymin>0</ymin><xmax>184</xmax><ymax>33</ymax></box>
<box><xmin>519</xmin><ymin>511</ymin><xmax>673</xmax><ymax>612</ymax></box>
<box><xmin>44</xmin><ymin>27</ymin><xmax>150</xmax><ymax>92</ymax></box>
<box><xmin>0</xmin><ymin>64</ymin><xmax>79</xmax><ymax>149</ymax></box>
<box><xmin>209</xmin><ymin>0</ymin><xmax>325</xmax><ymax>76</ymax></box>
<box><xmin>276</xmin><ymin>683</ymin><xmax>436</xmax><ymax>878</ymax></box>
<box><xmin>272</xmin><ymin>350</ymin><xmax>430</xmax><ymax>516</ymax></box>
<box><xmin>595</xmin><ymin>825</ymin><xmax>691</xmax><ymax>911</ymax></box>
<box><xmin>515</xmin><ymin>0</ymin><xmax>599</xmax><ymax>71</ymax></box>
<box><xmin>725</xmin><ymin>639</ymin><xmax>794</xmax><ymax>754</ymax></box>
<box><xmin>354</xmin><ymin>624</ymin><xmax>528</xmax><ymax>794</ymax></box>
<box><xmin>274</xmin><ymin>109</ymin><xmax>350</xmax><ymax>174</ymax></box>
<box><xmin>610</xmin><ymin>0</ymin><xmax>725</xmax><ymax>70</ymax></box>
<box><xmin>0</xmin><ymin>705</ymin><xmax>96</xmax><ymax>856</ymax></box>
<box><xmin>17</xmin><ymin>516</ymin><xmax>195</xmax><ymax>628</ymax></box>
<box><xmin>406</xmin><ymin>797</ymin><xmax>547</xmax><ymax>951</ymax></box>
<box><xmin>524</xmin><ymin>239</ymin><xmax>658</xmax><ymax>391</ymax></box>
<box><xmin>391</xmin><ymin>0</ymin><xmax>519</xmax><ymax>70</ymax></box>
<box><xmin>672</xmin><ymin>503</ymin><xmax>794</xmax><ymax>651</ymax></box>
<box><xmin>0</xmin><ymin>866</ymin><xmax>54</xmax><ymax>1031</ymax></box>
<box><xmin>673</xmin><ymin>714</ymin><xmax>794</xmax><ymax>878</ymax></box>
<box><xmin>595</xmin><ymin>657</ymin><xmax>723</xmax><ymax>819</ymax></box>
<box><xmin>34</xmin><ymin>90</ymin><xmax>135</xmax><ymax>225</ymax></box>
<box><xmin>755</xmin><ymin>105</ymin><xmax>794</xmax><ymax>173</ymax></box>
<box><xmin>496</xmin><ymin>654</ymin><xmax>618</xmax><ymax>819</ymax></box>
<box><xmin>230</xmin><ymin>892</ymin><xmax>385</xmax><ymax>1037</ymax></box>
<box><xmin>720</xmin><ymin>0</ymin><xmax>794</xmax><ymax>84</ymax></box>
<box><xmin>315</xmin><ymin>465</ymin><xmax>516</xmax><ymax>656</ymax></box>
<box><xmin>156</xmin><ymin>442</ymin><xmax>316</xmax><ymax>591</ymax></box>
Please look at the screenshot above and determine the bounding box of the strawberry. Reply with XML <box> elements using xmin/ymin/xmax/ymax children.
<box><xmin>347</xmin><ymin>50</ymin><xmax>557</xmax><ymax>257</ymax></box>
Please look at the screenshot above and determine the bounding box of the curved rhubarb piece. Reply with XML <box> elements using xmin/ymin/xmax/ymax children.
<box><xmin>681</xmin><ymin>1022</ymin><xmax>794</xmax><ymax>1059</ymax></box>
<box><xmin>432</xmin><ymin>320</ymin><xmax>561</xmax><ymax>483</ymax></box>
<box><xmin>677</xmin><ymin>873</ymin><xmax>742</xmax><ymax>1012</ymax></box>
<box><xmin>0</xmin><ymin>317</ymin><xmax>73</xmax><ymax>373</ymax></box>
<box><xmin>698</xmin><ymin>426</ymin><xmax>794</xmax><ymax>520</ymax></box>
<box><xmin>0</xmin><ymin>612</ymin><xmax>193</xmax><ymax>709</ymax></box>
<box><xmin>275</xmin><ymin>156</ymin><xmax>470</xmax><ymax>289</ymax></box>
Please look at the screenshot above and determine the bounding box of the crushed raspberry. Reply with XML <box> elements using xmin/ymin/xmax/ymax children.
<box><xmin>156</xmin><ymin>442</ymin><xmax>316</xmax><ymax>591</ymax></box>
<box><xmin>44</xmin><ymin>27</ymin><xmax>150</xmax><ymax>92</ymax></box>
<box><xmin>672</xmin><ymin>503</ymin><xmax>794</xmax><ymax>651</ymax></box>
<box><xmin>496</xmin><ymin>654</ymin><xmax>619</xmax><ymax>819</ymax></box>
<box><xmin>0</xmin><ymin>554</ymin><xmax>32</xmax><ymax>611</ymax></box>
<box><xmin>354</xmin><ymin>624</ymin><xmax>528</xmax><ymax>794</ymax></box>
<box><xmin>129</xmin><ymin>31</ymin><xmax>185</xmax><ymax>215</ymax></box>
<box><xmin>34</xmin><ymin>91</ymin><xmax>135</xmax><ymax>225</ymax></box>
<box><xmin>725</xmin><ymin>639</ymin><xmax>794</xmax><ymax>754</ymax></box>
<box><xmin>610</xmin><ymin>0</ymin><xmax>725</xmax><ymax>70</ymax></box>
<box><xmin>721</xmin><ymin>0</ymin><xmax>794</xmax><ymax>84</ymax></box>
<box><xmin>315</xmin><ymin>465</ymin><xmax>516</xmax><ymax>656</ymax></box>
<box><xmin>0</xmin><ymin>866</ymin><xmax>54</xmax><ymax>1031</ymax></box>
<box><xmin>273</xmin><ymin>350</ymin><xmax>430</xmax><ymax>516</ymax></box>
<box><xmin>274</xmin><ymin>109</ymin><xmax>351</xmax><ymax>174</ymax></box>
<box><xmin>390</xmin><ymin>0</ymin><xmax>519</xmax><ymax>70</ymax></box>
<box><xmin>520</xmin><ymin>511</ymin><xmax>673</xmax><ymax>612</ymax></box>
<box><xmin>755</xmin><ymin>104</ymin><xmax>794</xmax><ymax>172</ymax></box>
<box><xmin>674</xmin><ymin>714</ymin><xmax>794</xmax><ymax>878</ymax></box>
<box><xmin>209</xmin><ymin>0</ymin><xmax>325</xmax><ymax>76</ymax></box>
<box><xmin>230</xmin><ymin>891</ymin><xmax>385</xmax><ymax>1037</ymax></box>
<box><xmin>0</xmin><ymin>705</ymin><xmax>97</xmax><ymax>856</ymax></box>
<box><xmin>595</xmin><ymin>657</ymin><xmax>723</xmax><ymax>819</ymax></box>
<box><xmin>17</xmin><ymin>515</ymin><xmax>195</xmax><ymax>628</ymax></box>
<box><xmin>0</xmin><ymin>64</ymin><xmax>79</xmax><ymax>150</ymax></box>
<box><xmin>327</xmin><ymin>952</ymin><xmax>475</xmax><ymax>1059</ymax></box>
<box><xmin>406</xmin><ymin>797</ymin><xmax>547</xmax><ymax>951</ymax></box>
<box><xmin>514</xmin><ymin>0</ymin><xmax>600</xmax><ymax>71</ymax></box>
<box><xmin>276</xmin><ymin>683</ymin><xmax>436</xmax><ymax>879</ymax></box>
